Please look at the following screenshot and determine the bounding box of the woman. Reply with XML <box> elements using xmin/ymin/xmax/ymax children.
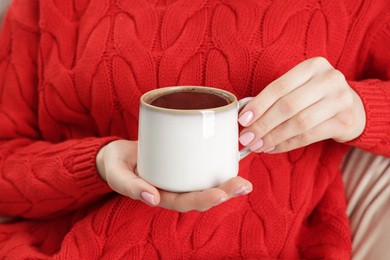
<box><xmin>0</xmin><ymin>0</ymin><xmax>389</xmax><ymax>259</ymax></box>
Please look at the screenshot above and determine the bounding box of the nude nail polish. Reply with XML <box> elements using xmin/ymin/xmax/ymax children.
<box><xmin>234</xmin><ymin>185</ymin><xmax>252</xmax><ymax>196</ymax></box>
<box><xmin>249</xmin><ymin>139</ymin><xmax>264</xmax><ymax>151</ymax></box>
<box><xmin>141</xmin><ymin>191</ymin><xmax>156</xmax><ymax>205</ymax></box>
<box><xmin>238</xmin><ymin>111</ymin><xmax>254</xmax><ymax>126</ymax></box>
<box><xmin>239</xmin><ymin>132</ymin><xmax>255</xmax><ymax>146</ymax></box>
<box><xmin>264</xmin><ymin>147</ymin><xmax>276</xmax><ymax>153</ymax></box>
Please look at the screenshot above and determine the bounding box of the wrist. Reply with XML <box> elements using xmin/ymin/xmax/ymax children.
<box><xmin>352</xmin><ymin>89</ymin><xmax>366</xmax><ymax>138</ymax></box>
<box><xmin>96</xmin><ymin>145</ymin><xmax>107</xmax><ymax>182</ymax></box>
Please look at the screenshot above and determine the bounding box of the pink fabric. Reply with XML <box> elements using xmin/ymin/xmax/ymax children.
<box><xmin>343</xmin><ymin>148</ymin><xmax>390</xmax><ymax>260</ymax></box>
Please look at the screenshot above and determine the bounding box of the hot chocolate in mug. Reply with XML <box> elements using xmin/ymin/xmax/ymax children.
<box><xmin>137</xmin><ymin>86</ymin><xmax>252</xmax><ymax>192</ymax></box>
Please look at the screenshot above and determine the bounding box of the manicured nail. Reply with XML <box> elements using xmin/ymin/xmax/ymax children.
<box><xmin>141</xmin><ymin>191</ymin><xmax>156</xmax><ymax>205</ymax></box>
<box><xmin>238</xmin><ymin>111</ymin><xmax>254</xmax><ymax>126</ymax></box>
<box><xmin>234</xmin><ymin>185</ymin><xmax>252</xmax><ymax>196</ymax></box>
<box><xmin>213</xmin><ymin>195</ymin><xmax>228</xmax><ymax>205</ymax></box>
<box><xmin>239</xmin><ymin>132</ymin><xmax>255</xmax><ymax>146</ymax></box>
<box><xmin>264</xmin><ymin>147</ymin><xmax>276</xmax><ymax>153</ymax></box>
<box><xmin>249</xmin><ymin>139</ymin><xmax>264</xmax><ymax>151</ymax></box>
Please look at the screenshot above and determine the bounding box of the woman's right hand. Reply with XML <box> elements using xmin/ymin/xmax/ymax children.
<box><xmin>96</xmin><ymin>140</ymin><xmax>252</xmax><ymax>212</ymax></box>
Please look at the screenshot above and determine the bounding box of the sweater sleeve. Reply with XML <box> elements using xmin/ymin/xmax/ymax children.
<box><xmin>0</xmin><ymin>1</ymin><xmax>117</xmax><ymax>219</ymax></box>
<box><xmin>347</xmin><ymin>15</ymin><xmax>390</xmax><ymax>157</ymax></box>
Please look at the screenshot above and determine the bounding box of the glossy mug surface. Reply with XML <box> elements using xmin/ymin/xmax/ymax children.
<box><xmin>137</xmin><ymin>86</ymin><xmax>251</xmax><ymax>192</ymax></box>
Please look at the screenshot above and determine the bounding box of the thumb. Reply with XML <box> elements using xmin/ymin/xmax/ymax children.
<box><xmin>105</xmin><ymin>160</ymin><xmax>161</xmax><ymax>206</ymax></box>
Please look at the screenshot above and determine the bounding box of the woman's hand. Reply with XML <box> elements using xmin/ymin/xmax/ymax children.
<box><xmin>96</xmin><ymin>140</ymin><xmax>252</xmax><ymax>212</ymax></box>
<box><xmin>238</xmin><ymin>57</ymin><xmax>366</xmax><ymax>153</ymax></box>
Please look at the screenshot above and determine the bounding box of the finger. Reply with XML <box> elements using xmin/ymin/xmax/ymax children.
<box><xmin>105</xmin><ymin>161</ymin><xmax>160</xmax><ymax>206</ymax></box>
<box><xmin>238</xmin><ymin>57</ymin><xmax>331</xmax><ymax>127</ymax></box>
<box><xmin>159</xmin><ymin>188</ymin><xmax>227</xmax><ymax>213</ymax></box>
<box><xmin>158</xmin><ymin>176</ymin><xmax>252</xmax><ymax>212</ymax></box>
<box><xmin>239</xmin><ymin>76</ymin><xmax>328</xmax><ymax>148</ymax></box>
<box><xmin>217</xmin><ymin>176</ymin><xmax>253</xmax><ymax>197</ymax></box>
<box><xmin>269</xmin><ymin>118</ymin><xmax>338</xmax><ymax>153</ymax></box>
<box><xmin>258</xmin><ymin>96</ymin><xmax>342</xmax><ymax>152</ymax></box>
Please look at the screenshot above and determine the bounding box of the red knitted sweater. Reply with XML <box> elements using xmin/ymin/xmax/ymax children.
<box><xmin>1</xmin><ymin>0</ymin><xmax>390</xmax><ymax>259</ymax></box>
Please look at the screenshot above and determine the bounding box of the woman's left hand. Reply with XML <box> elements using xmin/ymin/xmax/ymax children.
<box><xmin>238</xmin><ymin>57</ymin><xmax>366</xmax><ymax>153</ymax></box>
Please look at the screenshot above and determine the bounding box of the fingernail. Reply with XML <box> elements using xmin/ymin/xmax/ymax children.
<box><xmin>141</xmin><ymin>191</ymin><xmax>156</xmax><ymax>205</ymax></box>
<box><xmin>239</xmin><ymin>132</ymin><xmax>255</xmax><ymax>146</ymax></box>
<box><xmin>238</xmin><ymin>111</ymin><xmax>254</xmax><ymax>126</ymax></box>
<box><xmin>234</xmin><ymin>185</ymin><xmax>252</xmax><ymax>196</ymax></box>
<box><xmin>249</xmin><ymin>139</ymin><xmax>264</xmax><ymax>151</ymax></box>
<box><xmin>213</xmin><ymin>195</ymin><xmax>228</xmax><ymax>205</ymax></box>
<box><xmin>264</xmin><ymin>147</ymin><xmax>275</xmax><ymax>153</ymax></box>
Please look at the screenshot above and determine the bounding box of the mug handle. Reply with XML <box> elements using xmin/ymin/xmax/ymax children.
<box><xmin>238</xmin><ymin>97</ymin><xmax>254</xmax><ymax>160</ymax></box>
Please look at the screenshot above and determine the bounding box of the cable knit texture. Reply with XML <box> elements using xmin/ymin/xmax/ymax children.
<box><xmin>0</xmin><ymin>0</ymin><xmax>389</xmax><ymax>259</ymax></box>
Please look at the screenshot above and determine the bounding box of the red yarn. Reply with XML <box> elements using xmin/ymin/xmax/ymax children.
<box><xmin>1</xmin><ymin>0</ymin><xmax>390</xmax><ymax>259</ymax></box>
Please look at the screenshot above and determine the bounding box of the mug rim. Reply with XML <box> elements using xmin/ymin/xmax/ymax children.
<box><xmin>140</xmin><ymin>86</ymin><xmax>238</xmax><ymax>113</ymax></box>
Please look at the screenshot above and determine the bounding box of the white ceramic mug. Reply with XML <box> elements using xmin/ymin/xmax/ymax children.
<box><xmin>137</xmin><ymin>86</ymin><xmax>252</xmax><ymax>192</ymax></box>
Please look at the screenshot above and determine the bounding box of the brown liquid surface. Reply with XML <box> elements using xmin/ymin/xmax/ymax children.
<box><xmin>150</xmin><ymin>91</ymin><xmax>230</xmax><ymax>109</ymax></box>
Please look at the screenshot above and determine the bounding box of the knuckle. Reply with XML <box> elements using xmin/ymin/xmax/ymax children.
<box><xmin>326</xmin><ymin>69</ymin><xmax>346</xmax><ymax>86</ymax></box>
<box><xmin>309</xmin><ymin>56</ymin><xmax>329</xmax><ymax>68</ymax></box>
<box><xmin>254</xmin><ymin>120</ymin><xmax>268</xmax><ymax>135</ymax></box>
<box><xmin>264</xmin><ymin>132</ymin><xmax>277</xmax><ymax>147</ymax></box>
<box><xmin>323</xmin><ymin>69</ymin><xmax>348</xmax><ymax>98</ymax></box>
<box><xmin>278</xmin><ymin>139</ymin><xmax>294</xmax><ymax>152</ymax></box>
<box><xmin>122</xmin><ymin>183</ymin><xmax>137</xmax><ymax>199</ymax></box>
<box><xmin>119</xmin><ymin>185</ymin><xmax>138</xmax><ymax>200</ymax></box>
<box><xmin>295</xmin><ymin>113</ymin><xmax>312</xmax><ymax>129</ymax></box>
<box><xmin>273</xmin><ymin>80</ymin><xmax>290</xmax><ymax>96</ymax></box>
<box><xmin>279</xmin><ymin>97</ymin><xmax>297</xmax><ymax>115</ymax></box>
<box><xmin>298</xmin><ymin>131</ymin><xmax>313</xmax><ymax>145</ymax></box>
<box><xmin>325</xmin><ymin>69</ymin><xmax>347</xmax><ymax>96</ymax></box>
